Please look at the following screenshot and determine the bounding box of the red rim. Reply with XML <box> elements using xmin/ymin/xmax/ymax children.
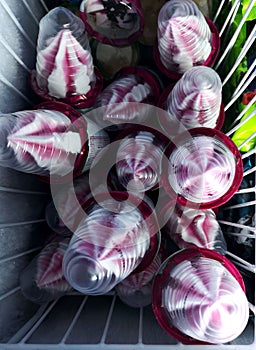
<box><xmin>152</xmin><ymin>247</ymin><xmax>246</xmax><ymax>345</ymax></box>
<box><xmin>80</xmin><ymin>191</ymin><xmax>161</xmax><ymax>273</ymax></box>
<box><xmin>34</xmin><ymin>101</ymin><xmax>88</xmax><ymax>184</ymax></box>
<box><xmin>30</xmin><ymin>68</ymin><xmax>103</xmax><ymax>109</ymax></box>
<box><xmin>153</xmin><ymin>17</ymin><xmax>220</xmax><ymax>80</ymax></box>
<box><xmin>157</xmin><ymin>83</ymin><xmax>225</xmax><ymax>132</ymax></box>
<box><xmin>161</xmin><ymin>127</ymin><xmax>243</xmax><ymax>209</ymax></box>
<box><xmin>79</xmin><ymin>0</ymin><xmax>144</xmax><ymax>46</ymax></box>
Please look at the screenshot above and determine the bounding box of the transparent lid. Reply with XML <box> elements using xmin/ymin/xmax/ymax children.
<box><xmin>152</xmin><ymin>247</ymin><xmax>249</xmax><ymax>344</ymax></box>
<box><xmin>80</xmin><ymin>0</ymin><xmax>144</xmax><ymax>46</ymax></box>
<box><xmin>164</xmin><ymin>128</ymin><xmax>243</xmax><ymax>209</ymax></box>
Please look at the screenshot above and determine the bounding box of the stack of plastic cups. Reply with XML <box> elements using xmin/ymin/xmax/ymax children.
<box><xmin>79</xmin><ymin>0</ymin><xmax>144</xmax><ymax>46</ymax></box>
<box><xmin>20</xmin><ymin>237</ymin><xmax>72</xmax><ymax>304</ymax></box>
<box><xmin>62</xmin><ymin>192</ymin><xmax>160</xmax><ymax>295</ymax></box>
<box><xmin>31</xmin><ymin>7</ymin><xmax>102</xmax><ymax>108</ymax></box>
<box><xmin>116</xmin><ymin>130</ymin><xmax>167</xmax><ymax>192</ymax></box>
<box><xmin>155</xmin><ymin>0</ymin><xmax>219</xmax><ymax>78</ymax></box>
<box><xmin>152</xmin><ymin>247</ymin><xmax>250</xmax><ymax>344</ymax></box>
<box><xmin>159</xmin><ymin>66</ymin><xmax>224</xmax><ymax>131</ymax></box>
<box><xmin>162</xmin><ymin>128</ymin><xmax>244</xmax><ymax>209</ymax></box>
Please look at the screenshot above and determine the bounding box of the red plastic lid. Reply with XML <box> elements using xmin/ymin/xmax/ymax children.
<box><xmin>161</xmin><ymin>127</ymin><xmax>243</xmax><ymax>209</ymax></box>
<box><xmin>34</xmin><ymin>101</ymin><xmax>88</xmax><ymax>183</ymax></box>
<box><xmin>31</xmin><ymin>68</ymin><xmax>103</xmax><ymax>109</ymax></box>
<box><xmin>152</xmin><ymin>247</ymin><xmax>246</xmax><ymax>345</ymax></box>
<box><xmin>80</xmin><ymin>191</ymin><xmax>161</xmax><ymax>273</ymax></box>
<box><xmin>157</xmin><ymin>83</ymin><xmax>225</xmax><ymax>132</ymax></box>
<box><xmin>153</xmin><ymin>17</ymin><xmax>220</xmax><ymax>80</ymax></box>
<box><xmin>79</xmin><ymin>0</ymin><xmax>144</xmax><ymax>46</ymax></box>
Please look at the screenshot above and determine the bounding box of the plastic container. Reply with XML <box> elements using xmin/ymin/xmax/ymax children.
<box><xmin>0</xmin><ymin>0</ymin><xmax>255</xmax><ymax>349</ymax></box>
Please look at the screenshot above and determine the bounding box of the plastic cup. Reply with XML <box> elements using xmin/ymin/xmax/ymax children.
<box><xmin>62</xmin><ymin>191</ymin><xmax>160</xmax><ymax>295</ymax></box>
<box><xmin>116</xmin><ymin>248</ymin><xmax>164</xmax><ymax>308</ymax></box>
<box><xmin>154</xmin><ymin>0</ymin><xmax>220</xmax><ymax>78</ymax></box>
<box><xmin>79</xmin><ymin>0</ymin><xmax>144</xmax><ymax>46</ymax></box>
<box><xmin>116</xmin><ymin>130</ymin><xmax>166</xmax><ymax>192</ymax></box>
<box><xmin>31</xmin><ymin>7</ymin><xmax>102</xmax><ymax>108</ymax></box>
<box><xmin>152</xmin><ymin>247</ymin><xmax>250</xmax><ymax>344</ymax></box>
<box><xmin>93</xmin><ymin>67</ymin><xmax>162</xmax><ymax>130</ymax></box>
<box><xmin>0</xmin><ymin>102</ymin><xmax>109</xmax><ymax>182</ymax></box>
<box><xmin>20</xmin><ymin>237</ymin><xmax>72</xmax><ymax>304</ymax></box>
<box><xmin>162</xmin><ymin>127</ymin><xmax>243</xmax><ymax>209</ymax></box>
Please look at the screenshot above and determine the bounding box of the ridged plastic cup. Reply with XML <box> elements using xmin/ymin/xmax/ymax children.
<box><xmin>154</xmin><ymin>0</ymin><xmax>220</xmax><ymax>79</ymax></box>
<box><xmin>62</xmin><ymin>191</ymin><xmax>160</xmax><ymax>295</ymax></box>
<box><xmin>116</xmin><ymin>247</ymin><xmax>164</xmax><ymax>308</ymax></box>
<box><xmin>152</xmin><ymin>247</ymin><xmax>250</xmax><ymax>344</ymax></box>
<box><xmin>93</xmin><ymin>67</ymin><xmax>162</xmax><ymax>130</ymax></box>
<box><xmin>0</xmin><ymin>102</ymin><xmax>109</xmax><ymax>182</ymax></box>
<box><xmin>162</xmin><ymin>128</ymin><xmax>243</xmax><ymax>209</ymax></box>
<box><xmin>166</xmin><ymin>67</ymin><xmax>223</xmax><ymax>129</ymax></box>
<box><xmin>20</xmin><ymin>237</ymin><xmax>72</xmax><ymax>304</ymax></box>
<box><xmin>116</xmin><ymin>130</ymin><xmax>166</xmax><ymax>192</ymax></box>
<box><xmin>31</xmin><ymin>6</ymin><xmax>102</xmax><ymax>108</ymax></box>
<box><xmin>79</xmin><ymin>0</ymin><xmax>144</xmax><ymax>46</ymax></box>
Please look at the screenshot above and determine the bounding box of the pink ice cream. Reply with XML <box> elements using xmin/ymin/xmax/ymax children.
<box><xmin>94</xmin><ymin>68</ymin><xmax>161</xmax><ymax>128</ymax></box>
<box><xmin>32</xmin><ymin>7</ymin><xmax>101</xmax><ymax>107</ymax></box>
<box><xmin>166</xmin><ymin>130</ymin><xmax>241</xmax><ymax>207</ymax></box>
<box><xmin>166</xmin><ymin>66</ymin><xmax>223</xmax><ymax>129</ymax></box>
<box><xmin>0</xmin><ymin>108</ymin><xmax>82</xmax><ymax>177</ymax></box>
<box><xmin>36</xmin><ymin>239</ymin><xmax>72</xmax><ymax>293</ymax></box>
<box><xmin>116</xmin><ymin>250</ymin><xmax>162</xmax><ymax>307</ymax></box>
<box><xmin>63</xmin><ymin>195</ymin><xmax>152</xmax><ymax>295</ymax></box>
<box><xmin>116</xmin><ymin>130</ymin><xmax>166</xmax><ymax>192</ymax></box>
<box><xmin>152</xmin><ymin>248</ymin><xmax>249</xmax><ymax>344</ymax></box>
<box><xmin>163</xmin><ymin>204</ymin><xmax>227</xmax><ymax>254</ymax></box>
<box><xmin>157</xmin><ymin>0</ymin><xmax>212</xmax><ymax>74</ymax></box>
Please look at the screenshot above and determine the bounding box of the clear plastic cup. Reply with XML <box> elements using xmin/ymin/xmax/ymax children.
<box><xmin>152</xmin><ymin>247</ymin><xmax>250</xmax><ymax>344</ymax></box>
<box><xmin>162</xmin><ymin>128</ymin><xmax>243</xmax><ymax>209</ymax></box>
<box><xmin>79</xmin><ymin>0</ymin><xmax>144</xmax><ymax>46</ymax></box>
<box><xmin>0</xmin><ymin>102</ymin><xmax>109</xmax><ymax>181</ymax></box>
<box><xmin>93</xmin><ymin>67</ymin><xmax>162</xmax><ymax>130</ymax></box>
<box><xmin>116</xmin><ymin>130</ymin><xmax>166</xmax><ymax>192</ymax></box>
<box><xmin>116</xmin><ymin>247</ymin><xmax>164</xmax><ymax>308</ymax></box>
<box><xmin>31</xmin><ymin>7</ymin><xmax>102</xmax><ymax>108</ymax></box>
<box><xmin>154</xmin><ymin>0</ymin><xmax>220</xmax><ymax>79</ymax></box>
<box><xmin>166</xmin><ymin>66</ymin><xmax>223</xmax><ymax>129</ymax></box>
<box><xmin>62</xmin><ymin>191</ymin><xmax>160</xmax><ymax>295</ymax></box>
<box><xmin>20</xmin><ymin>237</ymin><xmax>72</xmax><ymax>304</ymax></box>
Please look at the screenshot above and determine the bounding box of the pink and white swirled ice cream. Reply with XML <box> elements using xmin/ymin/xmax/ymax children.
<box><xmin>152</xmin><ymin>248</ymin><xmax>249</xmax><ymax>344</ymax></box>
<box><xmin>116</xmin><ymin>249</ymin><xmax>163</xmax><ymax>307</ymax></box>
<box><xmin>162</xmin><ymin>204</ymin><xmax>227</xmax><ymax>254</ymax></box>
<box><xmin>165</xmin><ymin>66</ymin><xmax>223</xmax><ymax>129</ymax></box>
<box><xmin>93</xmin><ymin>68</ymin><xmax>161</xmax><ymax>128</ymax></box>
<box><xmin>0</xmin><ymin>108</ymin><xmax>82</xmax><ymax>177</ymax></box>
<box><xmin>164</xmin><ymin>128</ymin><xmax>243</xmax><ymax>209</ymax></box>
<box><xmin>20</xmin><ymin>237</ymin><xmax>72</xmax><ymax>304</ymax></box>
<box><xmin>156</xmin><ymin>0</ymin><xmax>214</xmax><ymax>75</ymax></box>
<box><xmin>31</xmin><ymin>7</ymin><xmax>101</xmax><ymax>107</ymax></box>
<box><xmin>62</xmin><ymin>192</ymin><xmax>160</xmax><ymax>295</ymax></box>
